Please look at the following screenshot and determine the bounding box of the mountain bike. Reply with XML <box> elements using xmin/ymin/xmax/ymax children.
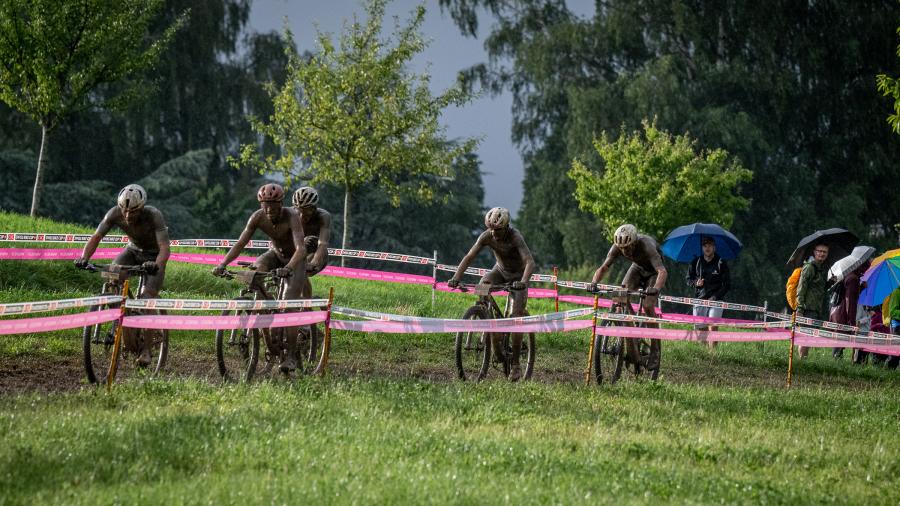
<box><xmin>590</xmin><ymin>288</ymin><xmax>661</xmax><ymax>385</ymax></box>
<box><xmin>453</xmin><ymin>282</ymin><xmax>535</xmax><ymax>382</ymax></box>
<box><xmin>79</xmin><ymin>263</ymin><xmax>169</xmax><ymax>384</ymax></box>
<box><xmin>214</xmin><ymin>261</ymin><xmax>324</xmax><ymax>382</ymax></box>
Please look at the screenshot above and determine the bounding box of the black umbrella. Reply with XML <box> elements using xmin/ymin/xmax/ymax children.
<box><xmin>787</xmin><ymin>228</ymin><xmax>859</xmax><ymax>268</ymax></box>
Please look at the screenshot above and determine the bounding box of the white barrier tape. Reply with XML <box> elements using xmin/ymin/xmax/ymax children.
<box><xmin>434</xmin><ymin>264</ymin><xmax>556</xmax><ymax>282</ymax></box>
<box><xmin>0</xmin><ymin>295</ymin><xmax>123</xmax><ymax>315</ymax></box>
<box><xmin>658</xmin><ymin>295</ymin><xmax>766</xmax><ymax>313</ymax></box>
<box><xmin>766</xmin><ymin>311</ymin><xmax>861</xmax><ymax>333</ymax></box>
<box><xmin>0</xmin><ymin>232</ymin><xmax>128</xmax><ymax>244</ymax></box>
<box><xmin>125</xmin><ymin>298</ymin><xmax>329</xmax><ymax>311</ymax></box>
<box><xmin>332</xmin><ymin>306</ymin><xmax>594</xmax><ymax>323</ymax></box>
<box><xmin>597</xmin><ymin>312</ymin><xmax>790</xmax><ymax>329</ymax></box>
<box><xmin>795</xmin><ymin>327</ymin><xmax>899</xmax><ymax>345</ymax></box>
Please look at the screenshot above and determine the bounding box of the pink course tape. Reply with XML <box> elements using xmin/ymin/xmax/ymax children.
<box><xmin>123</xmin><ymin>310</ymin><xmax>328</xmax><ymax>331</ymax></box>
<box><xmin>321</xmin><ymin>266</ymin><xmax>432</xmax><ymax>285</ymax></box>
<box><xmin>0</xmin><ymin>308</ymin><xmax>119</xmax><ymax>335</ymax></box>
<box><xmin>331</xmin><ymin>318</ymin><xmax>593</xmax><ymax>334</ymax></box>
<box><xmin>594</xmin><ymin>325</ymin><xmax>792</xmax><ymax>342</ymax></box>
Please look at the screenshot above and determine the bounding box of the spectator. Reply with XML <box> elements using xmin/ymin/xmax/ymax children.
<box><xmin>829</xmin><ymin>260</ymin><xmax>869</xmax><ymax>359</ymax></box>
<box><xmin>686</xmin><ymin>236</ymin><xmax>730</xmax><ymax>348</ymax></box>
<box><xmin>796</xmin><ymin>243</ymin><xmax>829</xmax><ymax>359</ymax></box>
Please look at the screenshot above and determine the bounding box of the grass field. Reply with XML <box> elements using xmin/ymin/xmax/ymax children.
<box><xmin>1</xmin><ymin>211</ymin><xmax>899</xmax><ymax>504</ymax></box>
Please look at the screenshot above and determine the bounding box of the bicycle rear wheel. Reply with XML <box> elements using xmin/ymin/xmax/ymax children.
<box><xmin>593</xmin><ymin>320</ymin><xmax>625</xmax><ymax>385</ymax></box>
<box><xmin>215</xmin><ymin>305</ymin><xmax>261</xmax><ymax>383</ymax></box>
<box><xmin>504</xmin><ymin>332</ymin><xmax>536</xmax><ymax>381</ymax></box>
<box><xmin>296</xmin><ymin>322</ymin><xmax>325</xmax><ymax>375</ymax></box>
<box><xmin>635</xmin><ymin>337</ymin><xmax>661</xmax><ymax>381</ymax></box>
<box><xmin>82</xmin><ymin>299</ymin><xmax>121</xmax><ymax>384</ymax></box>
<box><xmin>455</xmin><ymin>305</ymin><xmax>491</xmax><ymax>381</ymax></box>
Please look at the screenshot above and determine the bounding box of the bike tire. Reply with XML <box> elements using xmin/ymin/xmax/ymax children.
<box><xmin>455</xmin><ymin>305</ymin><xmax>491</xmax><ymax>381</ymax></box>
<box><xmin>521</xmin><ymin>332</ymin><xmax>536</xmax><ymax>381</ymax></box>
<box><xmin>593</xmin><ymin>320</ymin><xmax>625</xmax><ymax>385</ymax></box>
<box><xmin>215</xmin><ymin>304</ymin><xmax>260</xmax><ymax>383</ymax></box>
<box><xmin>635</xmin><ymin>337</ymin><xmax>661</xmax><ymax>381</ymax></box>
<box><xmin>82</xmin><ymin>299</ymin><xmax>120</xmax><ymax>385</ymax></box>
<box><xmin>297</xmin><ymin>322</ymin><xmax>325</xmax><ymax>375</ymax></box>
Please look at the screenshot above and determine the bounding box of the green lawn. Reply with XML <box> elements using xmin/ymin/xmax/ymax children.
<box><xmin>1</xmin><ymin>211</ymin><xmax>899</xmax><ymax>504</ymax></box>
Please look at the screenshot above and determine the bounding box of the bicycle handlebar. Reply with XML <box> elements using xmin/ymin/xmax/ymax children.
<box><xmin>588</xmin><ymin>287</ymin><xmax>652</xmax><ymax>298</ymax></box>
<box><xmin>80</xmin><ymin>263</ymin><xmax>150</xmax><ymax>275</ymax></box>
<box><xmin>451</xmin><ymin>282</ymin><xmax>524</xmax><ymax>294</ymax></box>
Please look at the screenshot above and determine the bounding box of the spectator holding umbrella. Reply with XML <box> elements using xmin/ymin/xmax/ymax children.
<box><xmin>686</xmin><ymin>236</ymin><xmax>731</xmax><ymax>348</ymax></box>
<box><xmin>827</xmin><ymin>246</ymin><xmax>874</xmax><ymax>359</ymax></box>
<box><xmin>796</xmin><ymin>243</ymin><xmax>830</xmax><ymax>359</ymax></box>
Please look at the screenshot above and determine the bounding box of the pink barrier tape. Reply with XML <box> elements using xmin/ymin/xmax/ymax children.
<box><xmin>122</xmin><ymin>310</ymin><xmax>328</xmax><ymax>330</ymax></box>
<box><xmin>433</xmin><ymin>283</ymin><xmax>558</xmax><ymax>298</ymax></box>
<box><xmin>0</xmin><ymin>232</ymin><xmax>127</xmax><ymax>244</ymax></box>
<box><xmin>861</xmin><ymin>346</ymin><xmax>900</xmax><ymax>356</ymax></box>
<box><xmin>125</xmin><ymin>297</ymin><xmax>329</xmax><ymax>311</ymax></box>
<box><xmin>0</xmin><ymin>248</ymin><xmax>117</xmax><ymax>260</ymax></box>
<box><xmin>598</xmin><ymin>312</ymin><xmax>789</xmax><ymax>329</ymax></box>
<box><xmin>332</xmin><ymin>306</ymin><xmax>594</xmax><ymax>323</ymax></box>
<box><xmin>658</xmin><ymin>313</ymin><xmax>763</xmax><ymax>325</ymax></box>
<box><xmin>794</xmin><ymin>327</ymin><xmax>900</xmax><ymax>346</ymax></box>
<box><xmin>0</xmin><ymin>308</ymin><xmax>119</xmax><ymax>335</ymax></box>
<box><xmin>0</xmin><ymin>295</ymin><xmax>123</xmax><ymax>315</ymax></box>
<box><xmin>321</xmin><ymin>266</ymin><xmax>433</xmax><ymax>285</ymax></box>
<box><xmin>594</xmin><ymin>324</ymin><xmax>792</xmax><ymax>342</ymax></box>
<box><xmin>328</xmin><ymin>248</ymin><xmax>432</xmax><ymax>265</ymax></box>
<box><xmin>331</xmin><ymin>318</ymin><xmax>593</xmax><ymax>334</ymax></box>
<box><xmin>659</xmin><ymin>295</ymin><xmax>766</xmax><ymax>313</ymax></box>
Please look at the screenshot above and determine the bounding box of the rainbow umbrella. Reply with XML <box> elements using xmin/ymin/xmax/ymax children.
<box><xmin>859</xmin><ymin>256</ymin><xmax>900</xmax><ymax>306</ymax></box>
<box><xmin>870</xmin><ymin>248</ymin><xmax>900</xmax><ymax>268</ymax></box>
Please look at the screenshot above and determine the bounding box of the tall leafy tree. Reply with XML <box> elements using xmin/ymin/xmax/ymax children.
<box><xmin>569</xmin><ymin>120</ymin><xmax>752</xmax><ymax>240</ymax></box>
<box><xmin>236</xmin><ymin>0</ymin><xmax>479</xmax><ymax>251</ymax></box>
<box><xmin>0</xmin><ymin>0</ymin><xmax>187</xmax><ymax>216</ymax></box>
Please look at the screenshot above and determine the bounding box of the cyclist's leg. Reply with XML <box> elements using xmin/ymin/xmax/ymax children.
<box><xmin>254</xmin><ymin>249</ymin><xmax>281</xmax><ymax>272</ymax></box>
<box><xmin>113</xmin><ymin>248</ymin><xmax>142</xmax><ymax>355</ymax></box>
<box><xmin>503</xmin><ymin>269</ymin><xmax>527</xmax><ymax>370</ymax></box>
<box><xmin>135</xmin><ymin>250</ymin><xmax>165</xmax><ymax>366</ymax></box>
<box><xmin>480</xmin><ymin>267</ymin><xmax>507</xmax><ymax>362</ymax></box>
<box><xmin>638</xmin><ymin>272</ymin><xmax>661</xmax><ymax>371</ymax></box>
<box><xmin>280</xmin><ymin>258</ymin><xmax>309</xmax><ymax>372</ymax></box>
<box><xmin>302</xmin><ymin>251</ymin><xmax>328</xmax><ymax>298</ymax></box>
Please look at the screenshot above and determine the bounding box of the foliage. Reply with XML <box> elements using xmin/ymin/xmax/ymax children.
<box><xmin>0</xmin><ymin>0</ymin><xmax>187</xmax><ymax>215</ymax></box>
<box><xmin>569</xmin><ymin>120</ymin><xmax>752</xmax><ymax>240</ymax></box>
<box><xmin>235</xmin><ymin>0</ymin><xmax>479</xmax><ymax>249</ymax></box>
<box><xmin>441</xmin><ymin>0</ymin><xmax>900</xmax><ymax>304</ymax></box>
<box><xmin>877</xmin><ymin>27</ymin><xmax>900</xmax><ymax>134</ymax></box>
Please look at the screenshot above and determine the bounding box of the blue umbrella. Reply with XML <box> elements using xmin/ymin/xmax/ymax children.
<box><xmin>661</xmin><ymin>223</ymin><xmax>743</xmax><ymax>263</ymax></box>
<box><xmin>859</xmin><ymin>256</ymin><xmax>900</xmax><ymax>306</ymax></box>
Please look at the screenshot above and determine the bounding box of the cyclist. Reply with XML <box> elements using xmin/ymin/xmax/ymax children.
<box><xmin>74</xmin><ymin>184</ymin><xmax>170</xmax><ymax>366</ymax></box>
<box><xmin>589</xmin><ymin>224</ymin><xmax>668</xmax><ymax>372</ymax></box>
<box><xmin>447</xmin><ymin>207</ymin><xmax>535</xmax><ymax>381</ymax></box>
<box><xmin>291</xmin><ymin>186</ymin><xmax>332</xmax><ymax>298</ymax></box>
<box><xmin>212</xmin><ymin>183</ymin><xmax>308</xmax><ymax>372</ymax></box>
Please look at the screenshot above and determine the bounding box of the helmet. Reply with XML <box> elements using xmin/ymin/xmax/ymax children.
<box><xmin>614</xmin><ymin>224</ymin><xmax>638</xmax><ymax>248</ymax></box>
<box><xmin>257</xmin><ymin>183</ymin><xmax>285</xmax><ymax>203</ymax></box>
<box><xmin>292</xmin><ymin>186</ymin><xmax>319</xmax><ymax>208</ymax></box>
<box><xmin>484</xmin><ymin>207</ymin><xmax>510</xmax><ymax>229</ymax></box>
<box><xmin>117</xmin><ymin>184</ymin><xmax>147</xmax><ymax>211</ymax></box>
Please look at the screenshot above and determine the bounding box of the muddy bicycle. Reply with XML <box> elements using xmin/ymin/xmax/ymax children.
<box><xmin>453</xmin><ymin>282</ymin><xmax>535</xmax><ymax>382</ymax></box>
<box><xmin>213</xmin><ymin>261</ymin><xmax>325</xmax><ymax>382</ymax></box>
<box><xmin>590</xmin><ymin>288</ymin><xmax>661</xmax><ymax>385</ymax></box>
<box><xmin>79</xmin><ymin>263</ymin><xmax>169</xmax><ymax>384</ymax></box>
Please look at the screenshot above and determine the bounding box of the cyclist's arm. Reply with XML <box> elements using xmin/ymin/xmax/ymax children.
<box><xmin>311</xmin><ymin>211</ymin><xmax>331</xmax><ymax>267</ymax></box>
<box><xmin>80</xmin><ymin>208</ymin><xmax>116</xmax><ymax>261</ymax></box>
<box><xmin>285</xmin><ymin>210</ymin><xmax>306</xmax><ymax>271</ymax></box>
<box><xmin>649</xmin><ymin>252</ymin><xmax>667</xmax><ymax>292</ymax></box>
<box><xmin>452</xmin><ymin>232</ymin><xmax>488</xmax><ymax>281</ymax></box>
<box><xmin>516</xmin><ymin>237</ymin><xmax>535</xmax><ymax>285</ymax></box>
<box><xmin>154</xmin><ymin>227</ymin><xmax>171</xmax><ymax>267</ymax></box>
<box><xmin>591</xmin><ymin>245</ymin><xmax>619</xmax><ymax>284</ymax></box>
<box><xmin>218</xmin><ymin>213</ymin><xmax>258</xmax><ymax>268</ymax></box>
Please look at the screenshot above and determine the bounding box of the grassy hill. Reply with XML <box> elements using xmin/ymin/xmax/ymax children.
<box><xmin>1</xmin><ymin>211</ymin><xmax>898</xmax><ymax>503</ymax></box>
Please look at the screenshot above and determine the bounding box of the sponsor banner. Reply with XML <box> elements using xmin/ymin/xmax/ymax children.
<box><xmin>0</xmin><ymin>308</ymin><xmax>120</xmax><ymax>335</ymax></box>
<box><xmin>122</xmin><ymin>310</ymin><xmax>327</xmax><ymax>330</ymax></box>
<box><xmin>328</xmin><ymin>248</ymin><xmax>432</xmax><ymax>265</ymax></box>
<box><xmin>0</xmin><ymin>295</ymin><xmax>123</xmax><ymax>315</ymax></box>
<box><xmin>0</xmin><ymin>233</ymin><xmax>128</xmax><ymax>244</ymax></box>
<box><xmin>125</xmin><ymin>298</ymin><xmax>329</xmax><ymax>311</ymax></box>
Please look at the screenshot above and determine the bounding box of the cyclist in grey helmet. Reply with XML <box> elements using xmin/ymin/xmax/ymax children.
<box><xmin>291</xmin><ymin>186</ymin><xmax>332</xmax><ymax>298</ymax></box>
<box><xmin>448</xmin><ymin>207</ymin><xmax>535</xmax><ymax>381</ymax></box>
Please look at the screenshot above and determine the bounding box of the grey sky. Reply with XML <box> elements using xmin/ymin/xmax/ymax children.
<box><xmin>248</xmin><ymin>0</ymin><xmax>593</xmax><ymax>216</ymax></box>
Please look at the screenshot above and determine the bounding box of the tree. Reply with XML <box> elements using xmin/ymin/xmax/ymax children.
<box><xmin>0</xmin><ymin>0</ymin><xmax>186</xmax><ymax>217</ymax></box>
<box><xmin>877</xmin><ymin>27</ymin><xmax>900</xmax><ymax>134</ymax></box>
<box><xmin>235</xmin><ymin>0</ymin><xmax>478</xmax><ymax>252</ymax></box>
<box><xmin>569</xmin><ymin>120</ymin><xmax>752</xmax><ymax>240</ymax></box>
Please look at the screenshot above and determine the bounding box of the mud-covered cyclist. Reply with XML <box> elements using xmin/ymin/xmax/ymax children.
<box><xmin>589</xmin><ymin>224</ymin><xmax>668</xmax><ymax>371</ymax></box>
<box><xmin>447</xmin><ymin>207</ymin><xmax>535</xmax><ymax>381</ymax></box>
<box><xmin>291</xmin><ymin>186</ymin><xmax>332</xmax><ymax>298</ymax></box>
<box><xmin>212</xmin><ymin>183</ymin><xmax>308</xmax><ymax>372</ymax></box>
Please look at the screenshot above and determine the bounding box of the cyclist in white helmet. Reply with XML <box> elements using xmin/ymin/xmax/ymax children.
<box><xmin>590</xmin><ymin>223</ymin><xmax>667</xmax><ymax>370</ymax></box>
<box><xmin>448</xmin><ymin>207</ymin><xmax>535</xmax><ymax>381</ymax></box>
<box><xmin>74</xmin><ymin>184</ymin><xmax>171</xmax><ymax>366</ymax></box>
<box><xmin>291</xmin><ymin>186</ymin><xmax>332</xmax><ymax>298</ymax></box>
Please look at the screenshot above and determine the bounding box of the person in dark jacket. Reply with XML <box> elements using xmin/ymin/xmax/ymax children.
<box><xmin>830</xmin><ymin>260</ymin><xmax>868</xmax><ymax>359</ymax></box>
<box><xmin>796</xmin><ymin>243</ymin><xmax>830</xmax><ymax>359</ymax></box>
<box><xmin>686</xmin><ymin>237</ymin><xmax>731</xmax><ymax>347</ymax></box>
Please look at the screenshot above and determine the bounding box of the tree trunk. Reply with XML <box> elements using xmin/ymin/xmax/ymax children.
<box><xmin>341</xmin><ymin>185</ymin><xmax>351</xmax><ymax>267</ymax></box>
<box><xmin>29</xmin><ymin>124</ymin><xmax>49</xmax><ymax>217</ymax></box>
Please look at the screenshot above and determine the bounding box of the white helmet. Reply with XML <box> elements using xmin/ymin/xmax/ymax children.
<box><xmin>117</xmin><ymin>184</ymin><xmax>147</xmax><ymax>211</ymax></box>
<box><xmin>484</xmin><ymin>207</ymin><xmax>510</xmax><ymax>229</ymax></box>
<box><xmin>292</xmin><ymin>186</ymin><xmax>319</xmax><ymax>208</ymax></box>
<box><xmin>614</xmin><ymin>224</ymin><xmax>638</xmax><ymax>248</ymax></box>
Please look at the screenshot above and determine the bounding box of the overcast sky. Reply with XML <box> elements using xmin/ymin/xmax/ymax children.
<box><xmin>248</xmin><ymin>0</ymin><xmax>593</xmax><ymax>216</ymax></box>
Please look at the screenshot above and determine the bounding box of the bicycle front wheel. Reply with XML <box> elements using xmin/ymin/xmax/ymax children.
<box><xmin>455</xmin><ymin>305</ymin><xmax>491</xmax><ymax>381</ymax></box>
<box><xmin>296</xmin><ymin>322</ymin><xmax>325</xmax><ymax>375</ymax></box>
<box><xmin>215</xmin><ymin>305</ymin><xmax>260</xmax><ymax>383</ymax></box>
<box><xmin>593</xmin><ymin>320</ymin><xmax>625</xmax><ymax>385</ymax></box>
<box><xmin>82</xmin><ymin>299</ymin><xmax>120</xmax><ymax>384</ymax></box>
